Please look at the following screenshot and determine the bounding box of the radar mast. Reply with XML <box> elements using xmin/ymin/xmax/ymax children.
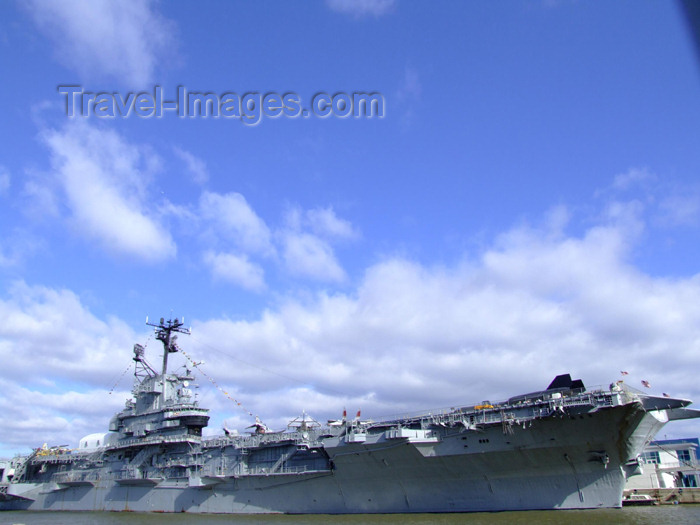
<box><xmin>147</xmin><ymin>316</ymin><xmax>191</xmax><ymax>378</ymax></box>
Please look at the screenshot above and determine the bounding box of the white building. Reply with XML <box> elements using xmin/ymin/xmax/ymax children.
<box><xmin>626</xmin><ymin>438</ymin><xmax>700</xmax><ymax>490</ymax></box>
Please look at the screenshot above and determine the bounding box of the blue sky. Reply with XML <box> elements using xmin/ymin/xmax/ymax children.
<box><xmin>0</xmin><ymin>0</ymin><xmax>699</xmax><ymax>455</ymax></box>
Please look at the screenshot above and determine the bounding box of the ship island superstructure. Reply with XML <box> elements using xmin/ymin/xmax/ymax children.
<box><xmin>1</xmin><ymin>317</ymin><xmax>699</xmax><ymax>514</ymax></box>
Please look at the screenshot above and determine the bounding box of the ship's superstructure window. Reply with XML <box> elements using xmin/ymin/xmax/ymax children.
<box><xmin>678</xmin><ymin>449</ymin><xmax>691</xmax><ymax>463</ymax></box>
<box><xmin>641</xmin><ymin>451</ymin><xmax>660</xmax><ymax>464</ymax></box>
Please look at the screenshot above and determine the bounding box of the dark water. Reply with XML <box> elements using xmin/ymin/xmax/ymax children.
<box><xmin>1</xmin><ymin>507</ymin><xmax>699</xmax><ymax>525</ymax></box>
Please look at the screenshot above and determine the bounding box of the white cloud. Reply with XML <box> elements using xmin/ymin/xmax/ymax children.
<box><xmin>395</xmin><ymin>66</ymin><xmax>422</xmax><ymax>128</ymax></box>
<box><xmin>0</xmin><ymin>282</ymin><xmax>136</xmax><ymax>380</ymax></box>
<box><xmin>658</xmin><ymin>192</ymin><xmax>700</xmax><ymax>227</ymax></box>
<box><xmin>173</xmin><ymin>147</ymin><xmax>209</xmax><ymax>185</ymax></box>
<box><xmin>3</xmin><ymin>195</ymin><xmax>700</xmax><ymax>455</ymax></box>
<box><xmin>277</xmin><ymin>206</ymin><xmax>357</xmax><ymax>282</ymax></box>
<box><xmin>41</xmin><ymin>121</ymin><xmax>176</xmax><ymax>262</ymax></box>
<box><xmin>22</xmin><ymin>177</ymin><xmax>60</xmax><ymax>219</ymax></box>
<box><xmin>0</xmin><ymin>165</ymin><xmax>9</xmax><ymax>194</ymax></box>
<box><xmin>396</xmin><ymin>66</ymin><xmax>422</xmax><ymax>103</ymax></box>
<box><xmin>191</xmin><ymin>206</ymin><xmax>700</xmax><ymax>434</ymax></box>
<box><xmin>203</xmin><ymin>251</ymin><xmax>266</xmax><ymax>291</ymax></box>
<box><xmin>306</xmin><ymin>207</ymin><xmax>360</xmax><ymax>240</ymax></box>
<box><xmin>0</xmin><ymin>281</ymin><xmax>139</xmax><ymax>453</ymax></box>
<box><xmin>601</xmin><ymin>167</ymin><xmax>700</xmax><ymax>228</ymax></box>
<box><xmin>281</xmin><ymin>232</ymin><xmax>347</xmax><ymax>283</ymax></box>
<box><xmin>0</xmin><ymin>230</ymin><xmax>42</xmax><ymax>268</ymax></box>
<box><xmin>199</xmin><ymin>191</ymin><xmax>275</xmax><ymax>256</ymax></box>
<box><xmin>0</xmin><ymin>380</ymin><xmax>127</xmax><ymax>453</ymax></box>
<box><xmin>326</xmin><ymin>0</ymin><xmax>397</xmax><ymax>18</ymax></box>
<box><xmin>25</xmin><ymin>0</ymin><xmax>176</xmax><ymax>86</ymax></box>
<box><xmin>612</xmin><ymin>167</ymin><xmax>656</xmax><ymax>191</ymax></box>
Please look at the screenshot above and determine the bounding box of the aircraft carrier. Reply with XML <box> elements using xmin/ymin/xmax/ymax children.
<box><xmin>1</xmin><ymin>317</ymin><xmax>698</xmax><ymax>514</ymax></box>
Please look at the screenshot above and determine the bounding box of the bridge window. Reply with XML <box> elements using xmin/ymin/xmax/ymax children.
<box><xmin>641</xmin><ymin>451</ymin><xmax>660</xmax><ymax>464</ymax></box>
<box><xmin>678</xmin><ymin>450</ymin><xmax>691</xmax><ymax>463</ymax></box>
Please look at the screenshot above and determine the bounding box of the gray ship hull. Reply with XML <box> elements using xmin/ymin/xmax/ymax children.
<box><xmin>0</xmin><ymin>400</ymin><xmax>669</xmax><ymax>513</ymax></box>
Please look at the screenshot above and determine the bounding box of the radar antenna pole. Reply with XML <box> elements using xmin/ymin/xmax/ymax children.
<box><xmin>146</xmin><ymin>317</ymin><xmax>191</xmax><ymax>378</ymax></box>
<box><xmin>147</xmin><ymin>317</ymin><xmax>191</xmax><ymax>408</ymax></box>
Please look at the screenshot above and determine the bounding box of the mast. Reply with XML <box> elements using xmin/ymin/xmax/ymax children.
<box><xmin>147</xmin><ymin>317</ymin><xmax>191</xmax><ymax>405</ymax></box>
